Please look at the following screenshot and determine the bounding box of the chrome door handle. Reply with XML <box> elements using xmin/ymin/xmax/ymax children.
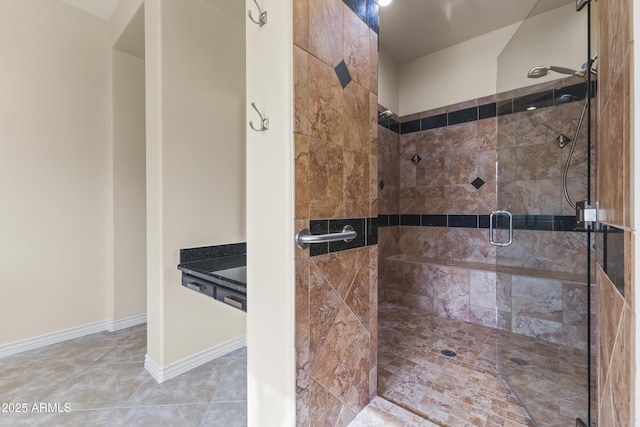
<box><xmin>489</xmin><ymin>210</ymin><xmax>513</xmax><ymax>247</ymax></box>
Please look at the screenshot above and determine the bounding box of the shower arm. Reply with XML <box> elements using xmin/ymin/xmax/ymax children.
<box><xmin>563</xmin><ymin>95</ymin><xmax>589</xmax><ymax>211</ymax></box>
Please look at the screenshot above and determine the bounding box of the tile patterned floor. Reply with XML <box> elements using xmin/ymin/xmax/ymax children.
<box><xmin>0</xmin><ymin>324</ymin><xmax>247</xmax><ymax>427</ymax></box>
<box><xmin>496</xmin><ymin>330</ymin><xmax>590</xmax><ymax>427</ymax></box>
<box><xmin>378</xmin><ymin>303</ymin><xmax>536</xmax><ymax>427</ymax></box>
<box><xmin>378</xmin><ymin>303</ymin><xmax>591</xmax><ymax>427</ymax></box>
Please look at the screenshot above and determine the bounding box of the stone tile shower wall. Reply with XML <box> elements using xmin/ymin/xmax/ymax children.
<box><xmin>378</xmin><ymin>78</ymin><xmax>591</xmax><ymax>350</ymax></box>
<box><xmin>595</xmin><ymin>1</ymin><xmax>634</xmax><ymax>426</ymax></box>
<box><xmin>293</xmin><ymin>0</ymin><xmax>379</xmax><ymax>426</ymax></box>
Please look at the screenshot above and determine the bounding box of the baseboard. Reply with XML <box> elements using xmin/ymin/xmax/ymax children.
<box><xmin>144</xmin><ymin>335</ymin><xmax>246</xmax><ymax>383</ymax></box>
<box><xmin>0</xmin><ymin>321</ymin><xmax>108</xmax><ymax>359</ymax></box>
<box><xmin>0</xmin><ymin>313</ymin><xmax>148</xmax><ymax>359</ymax></box>
<box><xmin>107</xmin><ymin>313</ymin><xmax>147</xmax><ymax>332</ymax></box>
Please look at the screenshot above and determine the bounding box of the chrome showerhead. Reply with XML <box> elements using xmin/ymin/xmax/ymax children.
<box><xmin>378</xmin><ymin>110</ymin><xmax>394</xmax><ymax>119</ymax></box>
<box><xmin>527</xmin><ymin>65</ymin><xmax>586</xmax><ymax>79</ymax></box>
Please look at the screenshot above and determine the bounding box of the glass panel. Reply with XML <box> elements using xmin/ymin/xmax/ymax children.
<box><xmin>495</xmin><ymin>1</ymin><xmax>593</xmax><ymax>425</ymax></box>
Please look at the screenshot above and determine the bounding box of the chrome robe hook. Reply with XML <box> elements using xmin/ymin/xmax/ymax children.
<box><xmin>249</xmin><ymin>102</ymin><xmax>269</xmax><ymax>132</ymax></box>
<box><xmin>248</xmin><ymin>0</ymin><xmax>267</xmax><ymax>27</ymax></box>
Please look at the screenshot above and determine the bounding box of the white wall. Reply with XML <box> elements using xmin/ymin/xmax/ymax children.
<box><xmin>378</xmin><ymin>46</ymin><xmax>399</xmax><ymax>114</ymax></box>
<box><xmin>397</xmin><ymin>23</ymin><xmax>519</xmax><ymax>115</ymax></box>
<box><xmin>393</xmin><ymin>3</ymin><xmax>586</xmax><ymax>116</ymax></box>
<box><xmin>245</xmin><ymin>0</ymin><xmax>296</xmax><ymax>425</ymax></box>
<box><xmin>145</xmin><ymin>0</ymin><xmax>246</xmax><ymax>367</ymax></box>
<box><xmin>497</xmin><ymin>2</ymin><xmax>588</xmax><ymax>93</ymax></box>
<box><xmin>0</xmin><ymin>0</ymin><xmax>110</xmax><ymax>345</ymax></box>
<box><xmin>110</xmin><ymin>49</ymin><xmax>147</xmax><ymax>321</ymax></box>
<box><xmin>108</xmin><ymin>1</ymin><xmax>147</xmax><ymax>326</ymax></box>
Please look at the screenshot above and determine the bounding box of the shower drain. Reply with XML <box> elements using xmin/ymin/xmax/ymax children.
<box><xmin>440</xmin><ymin>349</ymin><xmax>457</xmax><ymax>357</ymax></box>
<box><xmin>509</xmin><ymin>357</ymin><xmax>529</xmax><ymax>366</ymax></box>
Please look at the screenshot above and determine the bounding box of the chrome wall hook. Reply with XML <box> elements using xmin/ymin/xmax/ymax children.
<box><xmin>249</xmin><ymin>102</ymin><xmax>269</xmax><ymax>132</ymax></box>
<box><xmin>248</xmin><ymin>0</ymin><xmax>267</xmax><ymax>27</ymax></box>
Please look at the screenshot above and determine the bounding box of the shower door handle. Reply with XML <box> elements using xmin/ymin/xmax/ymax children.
<box><xmin>489</xmin><ymin>210</ymin><xmax>513</xmax><ymax>247</ymax></box>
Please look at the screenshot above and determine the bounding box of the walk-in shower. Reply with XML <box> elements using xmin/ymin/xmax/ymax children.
<box><xmin>376</xmin><ymin>1</ymin><xmax>594</xmax><ymax>426</ymax></box>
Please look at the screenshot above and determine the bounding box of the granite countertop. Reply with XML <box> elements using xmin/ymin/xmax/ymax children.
<box><xmin>178</xmin><ymin>254</ymin><xmax>247</xmax><ymax>294</ymax></box>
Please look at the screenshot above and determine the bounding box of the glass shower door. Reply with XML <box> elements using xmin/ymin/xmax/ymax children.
<box><xmin>494</xmin><ymin>0</ymin><xmax>593</xmax><ymax>425</ymax></box>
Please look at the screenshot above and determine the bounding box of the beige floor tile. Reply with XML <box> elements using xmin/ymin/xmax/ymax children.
<box><xmin>126</xmin><ymin>359</ymin><xmax>230</xmax><ymax>406</ymax></box>
<box><xmin>200</xmin><ymin>401</ymin><xmax>247</xmax><ymax>427</ymax></box>
<box><xmin>0</xmin><ymin>324</ymin><xmax>248</xmax><ymax>426</ymax></box>
<box><xmin>44</xmin><ymin>362</ymin><xmax>148</xmax><ymax>410</ymax></box>
<box><xmin>108</xmin><ymin>404</ymin><xmax>209</xmax><ymax>426</ymax></box>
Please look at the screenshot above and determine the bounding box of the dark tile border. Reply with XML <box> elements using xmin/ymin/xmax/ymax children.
<box><xmin>378</xmin><ymin>213</ymin><xmax>583</xmax><ymax>232</ymax></box>
<box><xmin>380</xmin><ymin>81</ymin><xmax>594</xmax><ymax>135</ymax></box>
<box><xmin>599</xmin><ymin>224</ymin><xmax>625</xmax><ymax>297</ymax></box>
<box><xmin>180</xmin><ymin>242</ymin><xmax>246</xmax><ymax>263</ymax></box>
<box><xmin>421</xmin><ymin>214</ymin><xmax>447</xmax><ymax>227</ymax></box>
<box><xmin>309</xmin><ymin>217</ymin><xmax>379</xmax><ymax>257</ymax></box>
<box><xmin>448</xmin><ymin>214</ymin><xmax>478</xmax><ymax>228</ymax></box>
<box><xmin>342</xmin><ymin>0</ymin><xmax>379</xmax><ymax>34</ymax></box>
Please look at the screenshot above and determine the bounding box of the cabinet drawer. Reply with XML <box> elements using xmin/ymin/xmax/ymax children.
<box><xmin>181</xmin><ymin>274</ymin><xmax>216</xmax><ymax>298</ymax></box>
<box><xmin>216</xmin><ymin>286</ymin><xmax>247</xmax><ymax>312</ymax></box>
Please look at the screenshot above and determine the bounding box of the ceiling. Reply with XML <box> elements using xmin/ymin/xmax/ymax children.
<box><xmin>379</xmin><ymin>0</ymin><xmax>574</xmax><ymax>63</ymax></box>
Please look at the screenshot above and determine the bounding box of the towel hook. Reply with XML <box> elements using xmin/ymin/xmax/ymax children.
<box><xmin>249</xmin><ymin>102</ymin><xmax>269</xmax><ymax>132</ymax></box>
<box><xmin>248</xmin><ymin>0</ymin><xmax>267</xmax><ymax>27</ymax></box>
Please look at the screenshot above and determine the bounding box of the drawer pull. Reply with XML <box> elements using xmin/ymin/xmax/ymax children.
<box><xmin>223</xmin><ymin>296</ymin><xmax>244</xmax><ymax>309</ymax></box>
<box><xmin>186</xmin><ymin>282</ymin><xmax>205</xmax><ymax>292</ymax></box>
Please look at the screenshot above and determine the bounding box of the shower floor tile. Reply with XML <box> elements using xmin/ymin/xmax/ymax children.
<box><xmin>378</xmin><ymin>303</ymin><xmax>588</xmax><ymax>427</ymax></box>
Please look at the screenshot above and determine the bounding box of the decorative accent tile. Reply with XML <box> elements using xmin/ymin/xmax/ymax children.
<box><xmin>470</xmin><ymin>177</ymin><xmax>485</xmax><ymax>189</ymax></box>
<box><xmin>334</xmin><ymin>60</ymin><xmax>352</xmax><ymax>89</ymax></box>
<box><xmin>421</xmin><ymin>113</ymin><xmax>447</xmax><ymax>130</ymax></box>
<box><xmin>378</xmin><ymin>180</ymin><xmax>384</xmax><ymax>190</ymax></box>
<box><xmin>366</xmin><ymin>217</ymin><xmax>378</xmax><ymax>245</ymax></box>
<box><xmin>366</xmin><ymin>0</ymin><xmax>379</xmax><ymax>33</ymax></box>
<box><xmin>478</xmin><ymin>103</ymin><xmax>497</xmax><ymax>119</ymax></box>
<box><xmin>399</xmin><ymin>214</ymin><xmax>420</xmax><ymax>226</ymax></box>
<box><xmin>421</xmin><ymin>214</ymin><xmax>447</xmax><ymax>227</ymax></box>
<box><xmin>448</xmin><ymin>214</ymin><xmax>477</xmax><ymax>228</ymax></box>
<box><xmin>399</xmin><ymin>119</ymin><xmax>420</xmax><ymax>134</ymax></box>
<box><xmin>448</xmin><ymin>106</ymin><xmax>478</xmax><ymax>125</ymax></box>
<box><xmin>410</xmin><ymin>154</ymin><xmax>421</xmax><ymax>165</ymax></box>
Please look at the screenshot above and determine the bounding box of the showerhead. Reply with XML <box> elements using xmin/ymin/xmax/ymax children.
<box><xmin>527</xmin><ymin>65</ymin><xmax>586</xmax><ymax>79</ymax></box>
<box><xmin>378</xmin><ymin>110</ymin><xmax>394</xmax><ymax>119</ymax></box>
